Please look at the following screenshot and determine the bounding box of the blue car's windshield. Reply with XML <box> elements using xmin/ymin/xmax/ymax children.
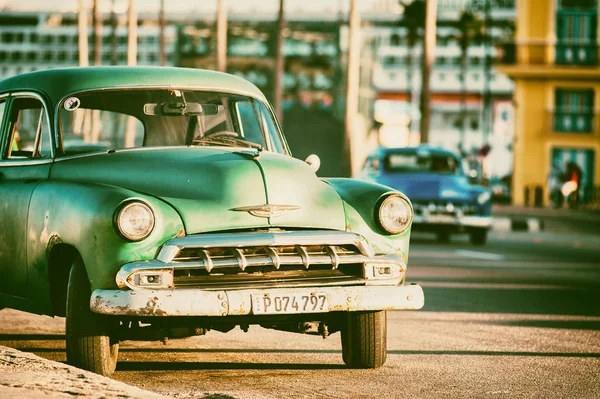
<box><xmin>383</xmin><ymin>151</ymin><xmax>461</xmax><ymax>174</ymax></box>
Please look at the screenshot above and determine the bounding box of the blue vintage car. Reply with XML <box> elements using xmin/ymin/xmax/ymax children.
<box><xmin>358</xmin><ymin>146</ymin><xmax>492</xmax><ymax>245</ymax></box>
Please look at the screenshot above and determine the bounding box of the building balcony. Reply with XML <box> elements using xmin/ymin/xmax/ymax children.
<box><xmin>497</xmin><ymin>41</ymin><xmax>598</xmax><ymax>66</ymax></box>
<box><xmin>544</xmin><ymin>110</ymin><xmax>598</xmax><ymax>135</ymax></box>
<box><xmin>552</xmin><ymin>111</ymin><xmax>595</xmax><ymax>133</ymax></box>
<box><xmin>555</xmin><ymin>42</ymin><xmax>598</xmax><ymax>66</ymax></box>
<box><xmin>496</xmin><ymin>41</ymin><xmax>600</xmax><ymax>80</ymax></box>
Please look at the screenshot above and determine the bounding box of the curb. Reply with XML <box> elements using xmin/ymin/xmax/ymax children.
<box><xmin>0</xmin><ymin>345</ymin><xmax>167</xmax><ymax>399</ymax></box>
<box><xmin>492</xmin><ymin>217</ymin><xmax>544</xmax><ymax>232</ymax></box>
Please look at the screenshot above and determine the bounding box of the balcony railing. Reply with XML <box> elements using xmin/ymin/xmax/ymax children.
<box><xmin>555</xmin><ymin>42</ymin><xmax>598</xmax><ymax>65</ymax></box>
<box><xmin>552</xmin><ymin>111</ymin><xmax>595</xmax><ymax>133</ymax></box>
<box><xmin>496</xmin><ymin>41</ymin><xmax>599</xmax><ymax>66</ymax></box>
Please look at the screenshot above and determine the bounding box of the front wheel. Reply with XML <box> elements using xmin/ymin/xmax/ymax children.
<box><xmin>65</xmin><ymin>257</ymin><xmax>119</xmax><ymax>376</ymax></box>
<box><xmin>341</xmin><ymin>311</ymin><xmax>387</xmax><ymax>368</ymax></box>
<box><xmin>469</xmin><ymin>227</ymin><xmax>488</xmax><ymax>246</ymax></box>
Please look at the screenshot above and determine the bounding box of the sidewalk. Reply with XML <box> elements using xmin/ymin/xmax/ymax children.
<box><xmin>0</xmin><ymin>345</ymin><xmax>167</xmax><ymax>399</ymax></box>
<box><xmin>492</xmin><ymin>204</ymin><xmax>600</xmax><ymax>235</ymax></box>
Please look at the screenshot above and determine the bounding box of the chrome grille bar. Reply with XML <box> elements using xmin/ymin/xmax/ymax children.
<box><xmin>157</xmin><ymin>230</ymin><xmax>374</xmax><ymax>263</ymax></box>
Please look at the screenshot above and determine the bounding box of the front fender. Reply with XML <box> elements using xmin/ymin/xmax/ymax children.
<box><xmin>324</xmin><ymin>178</ymin><xmax>412</xmax><ymax>263</ymax></box>
<box><xmin>27</xmin><ymin>181</ymin><xmax>184</xmax><ymax>304</ymax></box>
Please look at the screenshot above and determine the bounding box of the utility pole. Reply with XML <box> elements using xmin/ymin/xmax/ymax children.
<box><xmin>125</xmin><ymin>0</ymin><xmax>138</xmax><ymax>148</ymax></box>
<box><xmin>216</xmin><ymin>0</ymin><xmax>228</xmax><ymax>72</ymax></box>
<box><xmin>482</xmin><ymin>0</ymin><xmax>493</xmax><ymax>145</ymax></box>
<box><xmin>127</xmin><ymin>0</ymin><xmax>137</xmax><ymax>66</ymax></box>
<box><xmin>159</xmin><ymin>0</ymin><xmax>166</xmax><ymax>66</ymax></box>
<box><xmin>418</xmin><ymin>0</ymin><xmax>437</xmax><ymax>144</ymax></box>
<box><xmin>110</xmin><ymin>0</ymin><xmax>117</xmax><ymax>65</ymax></box>
<box><xmin>78</xmin><ymin>0</ymin><xmax>89</xmax><ymax>67</ymax></box>
<box><xmin>274</xmin><ymin>0</ymin><xmax>285</xmax><ymax>122</ymax></box>
<box><xmin>92</xmin><ymin>0</ymin><xmax>102</xmax><ymax>66</ymax></box>
<box><xmin>344</xmin><ymin>0</ymin><xmax>360</xmax><ymax>176</ymax></box>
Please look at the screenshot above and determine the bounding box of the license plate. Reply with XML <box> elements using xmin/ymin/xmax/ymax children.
<box><xmin>426</xmin><ymin>214</ymin><xmax>456</xmax><ymax>224</ymax></box>
<box><xmin>251</xmin><ymin>292</ymin><xmax>329</xmax><ymax>315</ymax></box>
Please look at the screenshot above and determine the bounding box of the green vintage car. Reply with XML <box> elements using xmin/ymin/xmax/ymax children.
<box><xmin>0</xmin><ymin>67</ymin><xmax>423</xmax><ymax>375</ymax></box>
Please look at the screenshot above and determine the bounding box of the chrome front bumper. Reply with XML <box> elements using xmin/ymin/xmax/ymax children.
<box><xmin>90</xmin><ymin>284</ymin><xmax>424</xmax><ymax>317</ymax></box>
<box><xmin>413</xmin><ymin>214</ymin><xmax>492</xmax><ymax>228</ymax></box>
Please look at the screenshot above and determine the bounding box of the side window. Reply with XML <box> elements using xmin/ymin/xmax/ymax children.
<box><xmin>0</xmin><ymin>100</ymin><xmax>6</xmax><ymax>152</ymax></box>
<box><xmin>6</xmin><ymin>96</ymin><xmax>52</xmax><ymax>159</ymax></box>
<box><xmin>235</xmin><ymin>101</ymin><xmax>263</xmax><ymax>141</ymax></box>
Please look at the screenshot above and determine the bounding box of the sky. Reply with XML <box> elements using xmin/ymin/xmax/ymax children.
<box><xmin>0</xmin><ymin>0</ymin><xmax>386</xmax><ymax>14</ymax></box>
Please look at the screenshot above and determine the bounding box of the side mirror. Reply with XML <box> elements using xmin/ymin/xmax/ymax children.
<box><xmin>305</xmin><ymin>154</ymin><xmax>321</xmax><ymax>173</ymax></box>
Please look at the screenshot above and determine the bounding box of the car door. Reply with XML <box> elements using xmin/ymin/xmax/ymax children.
<box><xmin>0</xmin><ymin>92</ymin><xmax>53</xmax><ymax>304</ymax></box>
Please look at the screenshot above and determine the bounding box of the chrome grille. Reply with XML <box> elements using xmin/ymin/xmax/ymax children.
<box><xmin>172</xmin><ymin>244</ymin><xmax>362</xmax><ymax>271</ymax></box>
<box><xmin>159</xmin><ymin>230</ymin><xmax>372</xmax><ymax>289</ymax></box>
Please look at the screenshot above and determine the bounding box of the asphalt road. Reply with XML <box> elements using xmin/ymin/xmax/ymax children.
<box><xmin>1</xmin><ymin>229</ymin><xmax>599</xmax><ymax>399</ymax></box>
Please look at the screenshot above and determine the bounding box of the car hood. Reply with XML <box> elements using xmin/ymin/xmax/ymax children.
<box><xmin>375</xmin><ymin>172</ymin><xmax>474</xmax><ymax>202</ymax></box>
<box><xmin>50</xmin><ymin>147</ymin><xmax>346</xmax><ymax>234</ymax></box>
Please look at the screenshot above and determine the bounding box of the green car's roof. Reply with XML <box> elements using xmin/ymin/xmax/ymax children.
<box><xmin>0</xmin><ymin>66</ymin><xmax>267</xmax><ymax>104</ymax></box>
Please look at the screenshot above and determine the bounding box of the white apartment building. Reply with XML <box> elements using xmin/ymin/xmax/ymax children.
<box><xmin>362</xmin><ymin>1</ymin><xmax>516</xmax><ymax>177</ymax></box>
<box><xmin>0</xmin><ymin>11</ymin><xmax>177</xmax><ymax>80</ymax></box>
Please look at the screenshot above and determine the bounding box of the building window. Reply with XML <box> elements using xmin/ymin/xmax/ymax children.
<box><xmin>554</xmin><ymin>88</ymin><xmax>594</xmax><ymax>133</ymax></box>
<box><xmin>389</xmin><ymin>33</ymin><xmax>401</xmax><ymax>46</ymax></box>
<box><xmin>438</xmin><ymin>72</ymin><xmax>446</xmax><ymax>81</ymax></box>
<box><xmin>555</xmin><ymin>5</ymin><xmax>598</xmax><ymax>65</ymax></box>
<box><xmin>3</xmin><ymin>32</ymin><xmax>14</xmax><ymax>43</ymax></box>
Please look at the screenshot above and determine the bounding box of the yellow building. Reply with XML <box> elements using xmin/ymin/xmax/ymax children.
<box><xmin>499</xmin><ymin>0</ymin><xmax>600</xmax><ymax>206</ymax></box>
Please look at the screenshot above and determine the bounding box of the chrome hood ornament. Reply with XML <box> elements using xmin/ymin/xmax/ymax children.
<box><xmin>231</xmin><ymin>204</ymin><xmax>301</xmax><ymax>218</ymax></box>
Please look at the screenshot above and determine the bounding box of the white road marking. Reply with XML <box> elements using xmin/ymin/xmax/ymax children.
<box><xmin>455</xmin><ymin>250</ymin><xmax>504</xmax><ymax>261</ymax></box>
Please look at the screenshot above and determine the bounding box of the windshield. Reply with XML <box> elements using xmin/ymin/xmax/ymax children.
<box><xmin>383</xmin><ymin>151</ymin><xmax>461</xmax><ymax>174</ymax></box>
<box><xmin>58</xmin><ymin>89</ymin><xmax>287</xmax><ymax>156</ymax></box>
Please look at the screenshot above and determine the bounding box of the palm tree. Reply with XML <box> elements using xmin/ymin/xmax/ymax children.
<box><xmin>400</xmin><ymin>1</ymin><xmax>425</xmax><ymax>109</ymax></box>
<box><xmin>92</xmin><ymin>0</ymin><xmax>102</xmax><ymax>66</ymax></box>
<box><xmin>455</xmin><ymin>10</ymin><xmax>483</xmax><ymax>150</ymax></box>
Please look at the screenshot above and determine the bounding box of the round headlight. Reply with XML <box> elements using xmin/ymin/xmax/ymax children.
<box><xmin>115</xmin><ymin>202</ymin><xmax>155</xmax><ymax>241</ymax></box>
<box><xmin>477</xmin><ymin>191</ymin><xmax>492</xmax><ymax>205</ymax></box>
<box><xmin>378</xmin><ymin>194</ymin><xmax>413</xmax><ymax>235</ymax></box>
